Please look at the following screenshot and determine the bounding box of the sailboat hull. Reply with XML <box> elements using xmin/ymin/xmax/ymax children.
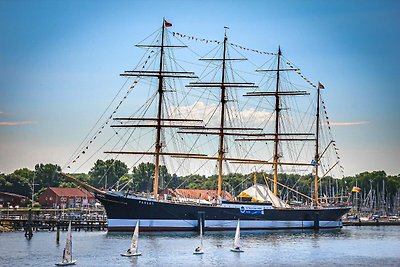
<box><xmin>97</xmin><ymin>192</ymin><xmax>350</xmax><ymax>232</ymax></box>
<box><xmin>121</xmin><ymin>253</ymin><xmax>142</xmax><ymax>257</ymax></box>
<box><xmin>55</xmin><ymin>260</ymin><xmax>76</xmax><ymax>266</ymax></box>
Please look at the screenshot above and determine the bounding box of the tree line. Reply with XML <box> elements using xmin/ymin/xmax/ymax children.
<box><xmin>1</xmin><ymin>160</ymin><xmax>399</xmax><ymax>205</ymax></box>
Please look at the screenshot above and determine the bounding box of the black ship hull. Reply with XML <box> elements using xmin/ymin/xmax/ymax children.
<box><xmin>96</xmin><ymin>192</ymin><xmax>350</xmax><ymax>232</ymax></box>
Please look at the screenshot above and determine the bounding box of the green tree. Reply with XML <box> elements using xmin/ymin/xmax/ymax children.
<box><xmin>165</xmin><ymin>173</ymin><xmax>183</xmax><ymax>189</ymax></box>
<box><xmin>70</xmin><ymin>173</ymin><xmax>91</xmax><ymax>184</ymax></box>
<box><xmin>129</xmin><ymin>163</ymin><xmax>172</xmax><ymax>192</ymax></box>
<box><xmin>12</xmin><ymin>168</ymin><xmax>35</xmax><ymax>197</ymax></box>
<box><xmin>0</xmin><ymin>173</ymin><xmax>12</xmax><ymax>192</ymax></box>
<box><xmin>13</xmin><ymin>168</ymin><xmax>35</xmax><ymax>183</ymax></box>
<box><xmin>181</xmin><ymin>174</ymin><xmax>208</xmax><ymax>189</ymax></box>
<box><xmin>89</xmin><ymin>159</ymin><xmax>128</xmax><ymax>189</ymax></box>
<box><xmin>118</xmin><ymin>174</ymin><xmax>134</xmax><ymax>190</ymax></box>
<box><xmin>131</xmin><ymin>162</ymin><xmax>155</xmax><ymax>192</ymax></box>
<box><xmin>59</xmin><ymin>181</ymin><xmax>78</xmax><ymax>188</ymax></box>
<box><xmin>34</xmin><ymin>163</ymin><xmax>62</xmax><ymax>192</ymax></box>
<box><xmin>223</xmin><ymin>173</ymin><xmax>247</xmax><ymax>195</ymax></box>
<box><xmin>0</xmin><ymin>173</ymin><xmax>31</xmax><ymax>197</ymax></box>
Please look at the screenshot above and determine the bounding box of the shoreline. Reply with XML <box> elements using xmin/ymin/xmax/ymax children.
<box><xmin>343</xmin><ymin>220</ymin><xmax>400</xmax><ymax>226</ymax></box>
<box><xmin>2</xmin><ymin>219</ymin><xmax>400</xmax><ymax>233</ymax></box>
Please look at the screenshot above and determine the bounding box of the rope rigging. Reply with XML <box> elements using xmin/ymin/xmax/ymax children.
<box><xmin>64</xmin><ymin>25</ymin><xmax>344</xmax><ymax>203</ymax></box>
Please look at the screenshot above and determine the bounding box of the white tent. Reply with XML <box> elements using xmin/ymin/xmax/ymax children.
<box><xmin>239</xmin><ymin>184</ymin><xmax>290</xmax><ymax>208</ymax></box>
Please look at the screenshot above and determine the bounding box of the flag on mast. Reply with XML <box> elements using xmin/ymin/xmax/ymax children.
<box><xmin>164</xmin><ymin>19</ymin><xmax>172</xmax><ymax>27</ymax></box>
<box><xmin>318</xmin><ymin>82</ymin><xmax>325</xmax><ymax>89</ymax></box>
<box><xmin>352</xmin><ymin>186</ymin><xmax>361</xmax><ymax>193</ymax></box>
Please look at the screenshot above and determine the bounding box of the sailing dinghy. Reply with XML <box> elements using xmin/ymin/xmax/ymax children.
<box><xmin>193</xmin><ymin>220</ymin><xmax>204</xmax><ymax>255</ymax></box>
<box><xmin>121</xmin><ymin>221</ymin><xmax>142</xmax><ymax>257</ymax></box>
<box><xmin>230</xmin><ymin>220</ymin><xmax>244</xmax><ymax>253</ymax></box>
<box><xmin>55</xmin><ymin>221</ymin><xmax>76</xmax><ymax>266</ymax></box>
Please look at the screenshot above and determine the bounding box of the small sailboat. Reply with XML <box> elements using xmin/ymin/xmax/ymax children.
<box><xmin>193</xmin><ymin>220</ymin><xmax>204</xmax><ymax>255</ymax></box>
<box><xmin>121</xmin><ymin>221</ymin><xmax>142</xmax><ymax>257</ymax></box>
<box><xmin>55</xmin><ymin>221</ymin><xmax>76</xmax><ymax>266</ymax></box>
<box><xmin>230</xmin><ymin>220</ymin><xmax>244</xmax><ymax>253</ymax></box>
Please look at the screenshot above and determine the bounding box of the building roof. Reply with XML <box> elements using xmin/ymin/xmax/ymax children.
<box><xmin>47</xmin><ymin>187</ymin><xmax>94</xmax><ymax>198</ymax></box>
<box><xmin>0</xmin><ymin>192</ymin><xmax>28</xmax><ymax>199</ymax></box>
<box><xmin>161</xmin><ymin>188</ymin><xmax>233</xmax><ymax>201</ymax></box>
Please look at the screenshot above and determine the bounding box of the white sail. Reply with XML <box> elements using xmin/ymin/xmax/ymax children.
<box><xmin>63</xmin><ymin>221</ymin><xmax>73</xmax><ymax>263</ymax></box>
<box><xmin>121</xmin><ymin>221</ymin><xmax>141</xmax><ymax>256</ymax></box>
<box><xmin>56</xmin><ymin>220</ymin><xmax>76</xmax><ymax>265</ymax></box>
<box><xmin>130</xmin><ymin>221</ymin><xmax>139</xmax><ymax>253</ymax></box>
<box><xmin>230</xmin><ymin>219</ymin><xmax>243</xmax><ymax>252</ymax></box>
<box><xmin>200</xmin><ymin>220</ymin><xmax>203</xmax><ymax>249</ymax></box>
<box><xmin>194</xmin><ymin>220</ymin><xmax>204</xmax><ymax>254</ymax></box>
<box><xmin>233</xmin><ymin>220</ymin><xmax>241</xmax><ymax>249</ymax></box>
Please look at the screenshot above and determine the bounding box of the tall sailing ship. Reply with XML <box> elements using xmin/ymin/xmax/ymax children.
<box><xmin>63</xmin><ymin>19</ymin><xmax>351</xmax><ymax>231</ymax></box>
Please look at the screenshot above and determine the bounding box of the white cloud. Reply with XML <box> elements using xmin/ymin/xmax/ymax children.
<box><xmin>0</xmin><ymin>121</ymin><xmax>35</xmax><ymax>126</ymax></box>
<box><xmin>169</xmin><ymin>101</ymin><xmax>272</xmax><ymax>126</ymax></box>
<box><xmin>328</xmin><ymin>121</ymin><xmax>369</xmax><ymax>127</ymax></box>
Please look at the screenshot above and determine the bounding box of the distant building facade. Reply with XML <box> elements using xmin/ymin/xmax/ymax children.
<box><xmin>38</xmin><ymin>187</ymin><xmax>95</xmax><ymax>208</ymax></box>
<box><xmin>0</xmin><ymin>192</ymin><xmax>29</xmax><ymax>207</ymax></box>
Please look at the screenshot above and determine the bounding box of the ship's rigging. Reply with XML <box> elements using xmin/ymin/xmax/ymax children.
<box><xmin>63</xmin><ymin>19</ymin><xmax>344</xmax><ymax>206</ymax></box>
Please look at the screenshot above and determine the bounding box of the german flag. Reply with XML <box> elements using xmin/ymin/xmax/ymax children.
<box><xmin>352</xmin><ymin>186</ymin><xmax>361</xmax><ymax>193</ymax></box>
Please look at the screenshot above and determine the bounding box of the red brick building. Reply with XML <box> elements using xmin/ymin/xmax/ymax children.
<box><xmin>0</xmin><ymin>192</ymin><xmax>29</xmax><ymax>208</ymax></box>
<box><xmin>38</xmin><ymin>187</ymin><xmax>95</xmax><ymax>208</ymax></box>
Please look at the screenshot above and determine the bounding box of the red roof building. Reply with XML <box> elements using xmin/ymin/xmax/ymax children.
<box><xmin>160</xmin><ymin>188</ymin><xmax>233</xmax><ymax>201</ymax></box>
<box><xmin>0</xmin><ymin>192</ymin><xmax>29</xmax><ymax>207</ymax></box>
<box><xmin>38</xmin><ymin>187</ymin><xmax>95</xmax><ymax>208</ymax></box>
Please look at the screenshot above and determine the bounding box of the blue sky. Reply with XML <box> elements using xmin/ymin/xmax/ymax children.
<box><xmin>0</xmin><ymin>0</ymin><xmax>399</xmax><ymax>176</ymax></box>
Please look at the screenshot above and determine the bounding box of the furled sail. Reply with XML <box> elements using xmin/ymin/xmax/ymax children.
<box><xmin>238</xmin><ymin>184</ymin><xmax>290</xmax><ymax>208</ymax></box>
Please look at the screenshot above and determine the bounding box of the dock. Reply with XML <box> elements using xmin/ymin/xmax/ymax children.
<box><xmin>0</xmin><ymin>208</ymin><xmax>107</xmax><ymax>233</ymax></box>
<box><xmin>0</xmin><ymin>218</ymin><xmax>107</xmax><ymax>232</ymax></box>
<box><xmin>343</xmin><ymin>220</ymin><xmax>400</xmax><ymax>226</ymax></box>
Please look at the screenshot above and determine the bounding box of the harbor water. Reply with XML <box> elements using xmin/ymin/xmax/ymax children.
<box><xmin>1</xmin><ymin>226</ymin><xmax>400</xmax><ymax>266</ymax></box>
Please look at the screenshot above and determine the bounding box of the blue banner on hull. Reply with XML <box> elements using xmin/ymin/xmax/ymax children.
<box><xmin>240</xmin><ymin>205</ymin><xmax>264</xmax><ymax>215</ymax></box>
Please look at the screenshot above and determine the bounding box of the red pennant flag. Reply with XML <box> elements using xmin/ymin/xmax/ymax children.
<box><xmin>164</xmin><ymin>19</ymin><xmax>172</xmax><ymax>27</ymax></box>
<box><xmin>318</xmin><ymin>82</ymin><xmax>325</xmax><ymax>89</ymax></box>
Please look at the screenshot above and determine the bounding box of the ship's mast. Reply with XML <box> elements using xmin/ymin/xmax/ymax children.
<box><xmin>239</xmin><ymin>47</ymin><xmax>313</xmax><ymax>201</ymax></box>
<box><xmin>106</xmin><ymin>19</ymin><xmax>204</xmax><ymax>198</ymax></box>
<box><xmin>217</xmin><ymin>30</ymin><xmax>228</xmax><ymax>197</ymax></box>
<box><xmin>314</xmin><ymin>83</ymin><xmax>321</xmax><ymax>205</ymax></box>
<box><xmin>153</xmin><ymin>19</ymin><xmax>166</xmax><ymax>198</ymax></box>
<box><xmin>272</xmin><ymin>47</ymin><xmax>282</xmax><ymax>196</ymax></box>
<box><xmin>177</xmin><ymin>29</ymin><xmax>259</xmax><ymax>198</ymax></box>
